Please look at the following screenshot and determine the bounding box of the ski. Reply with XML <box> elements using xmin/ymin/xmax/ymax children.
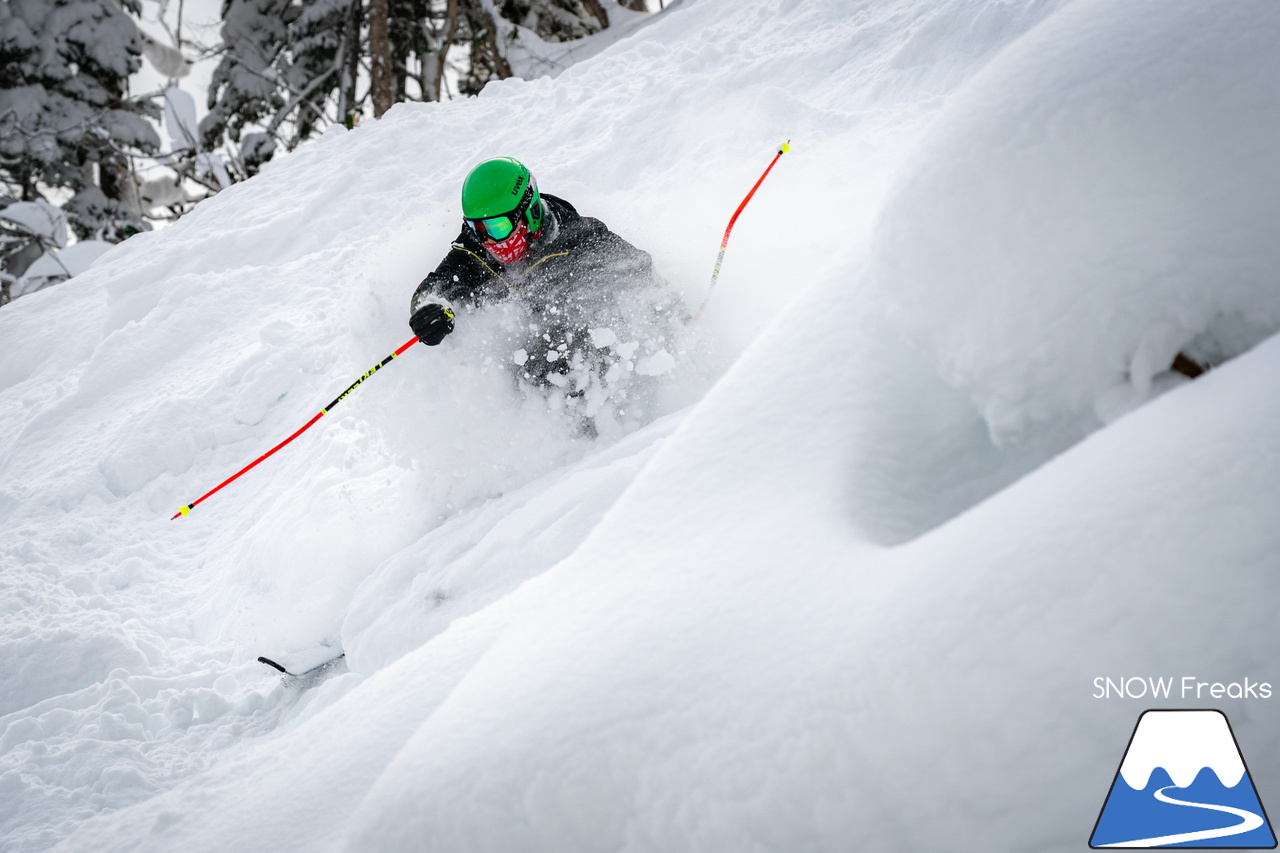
<box><xmin>257</xmin><ymin>653</ymin><xmax>346</xmax><ymax>678</ymax></box>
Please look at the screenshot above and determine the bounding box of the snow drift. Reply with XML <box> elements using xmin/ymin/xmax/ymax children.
<box><xmin>870</xmin><ymin>0</ymin><xmax>1280</xmax><ymax>440</ymax></box>
<box><xmin>3</xmin><ymin>0</ymin><xmax>1280</xmax><ymax>851</ymax></box>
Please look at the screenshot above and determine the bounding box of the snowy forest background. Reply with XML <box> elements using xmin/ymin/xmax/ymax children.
<box><xmin>0</xmin><ymin>0</ymin><xmax>654</xmax><ymax>304</ymax></box>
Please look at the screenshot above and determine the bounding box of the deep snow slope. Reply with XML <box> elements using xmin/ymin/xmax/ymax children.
<box><xmin>4</xmin><ymin>0</ymin><xmax>1280</xmax><ymax>851</ymax></box>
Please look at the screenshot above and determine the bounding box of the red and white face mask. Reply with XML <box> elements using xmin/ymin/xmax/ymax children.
<box><xmin>486</xmin><ymin>221</ymin><xmax>532</xmax><ymax>264</ymax></box>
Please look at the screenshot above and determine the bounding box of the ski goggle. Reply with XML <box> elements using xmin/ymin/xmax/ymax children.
<box><xmin>466</xmin><ymin>183</ymin><xmax>535</xmax><ymax>243</ymax></box>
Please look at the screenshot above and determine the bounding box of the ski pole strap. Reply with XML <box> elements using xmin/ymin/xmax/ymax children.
<box><xmin>696</xmin><ymin>141</ymin><xmax>790</xmax><ymax>319</ymax></box>
<box><xmin>173</xmin><ymin>335</ymin><xmax>419</xmax><ymax>519</ymax></box>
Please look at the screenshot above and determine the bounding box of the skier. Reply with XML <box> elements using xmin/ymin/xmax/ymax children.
<box><xmin>408</xmin><ymin>157</ymin><xmax>672</xmax><ymax>388</ymax></box>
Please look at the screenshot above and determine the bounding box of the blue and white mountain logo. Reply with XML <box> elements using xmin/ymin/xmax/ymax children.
<box><xmin>1090</xmin><ymin>710</ymin><xmax>1276</xmax><ymax>848</ymax></box>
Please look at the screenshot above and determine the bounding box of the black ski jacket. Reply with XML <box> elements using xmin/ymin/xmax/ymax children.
<box><xmin>410</xmin><ymin>194</ymin><xmax>654</xmax><ymax>322</ymax></box>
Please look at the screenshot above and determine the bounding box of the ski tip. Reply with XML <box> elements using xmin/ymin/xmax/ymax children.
<box><xmin>257</xmin><ymin>656</ymin><xmax>288</xmax><ymax>673</ymax></box>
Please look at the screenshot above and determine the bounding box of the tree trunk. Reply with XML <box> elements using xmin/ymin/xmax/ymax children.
<box><xmin>339</xmin><ymin>0</ymin><xmax>363</xmax><ymax>126</ymax></box>
<box><xmin>19</xmin><ymin>169</ymin><xmax>39</xmax><ymax>201</ymax></box>
<box><xmin>581</xmin><ymin>0</ymin><xmax>610</xmax><ymax>29</ymax></box>
<box><xmin>99</xmin><ymin>157</ymin><xmax>127</xmax><ymax>201</ymax></box>
<box><xmin>368</xmin><ymin>0</ymin><xmax>393</xmax><ymax>116</ymax></box>
<box><xmin>98</xmin><ymin>75</ymin><xmax>140</xmax><ymax>214</ymax></box>
<box><xmin>620</xmin><ymin>0</ymin><xmax>648</xmax><ymax>10</ymax></box>
<box><xmin>428</xmin><ymin>0</ymin><xmax>459</xmax><ymax>101</ymax></box>
<box><xmin>483</xmin><ymin>7</ymin><xmax>512</xmax><ymax>80</ymax></box>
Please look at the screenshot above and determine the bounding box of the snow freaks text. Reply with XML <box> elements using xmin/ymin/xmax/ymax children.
<box><xmin>1092</xmin><ymin>677</ymin><xmax>1273</xmax><ymax>700</ymax></box>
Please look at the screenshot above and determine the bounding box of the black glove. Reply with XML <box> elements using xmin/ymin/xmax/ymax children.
<box><xmin>410</xmin><ymin>302</ymin><xmax>455</xmax><ymax>346</ymax></box>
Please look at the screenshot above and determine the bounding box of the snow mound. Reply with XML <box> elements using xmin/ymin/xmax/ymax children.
<box><xmin>870</xmin><ymin>0</ymin><xmax>1280</xmax><ymax>441</ymax></box>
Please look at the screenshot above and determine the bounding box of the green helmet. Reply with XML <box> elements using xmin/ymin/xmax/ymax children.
<box><xmin>460</xmin><ymin>157</ymin><xmax>544</xmax><ymax>236</ymax></box>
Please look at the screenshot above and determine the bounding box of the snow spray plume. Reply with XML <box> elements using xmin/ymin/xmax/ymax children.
<box><xmin>172</xmin><ymin>336</ymin><xmax>420</xmax><ymax>520</ymax></box>
<box><xmin>694</xmin><ymin>140</ymin><xmax>791</xmax><ymax>319</ymax></box>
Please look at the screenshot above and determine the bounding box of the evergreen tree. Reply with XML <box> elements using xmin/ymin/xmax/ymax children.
<box><xmin>499</xmin><ymin>0</ymin><xmax>609</xmax><ymax>41</ymax></box>
<box><xmin>199</xmin><ymin>0</ymin><xmax>292</xmax><ymax>175</ymax></box>
<box><xmin>287</xmin><ymin>0</ymin><xmax>363</xmax><ymax>129</ymax></box>
<box><xmin>202</xmin><ymin>0</ymin><xmax>364</xmax><ymax>171</ymax></box>
<box><xmin>201</xmin><ymin>0</ymin><xmax>634</xmax><ymax>165</ymax></box>
<box><xmin>0</xmin><ymin>0</ymin><xmax>161</xmax><ymax>240</ymax></box>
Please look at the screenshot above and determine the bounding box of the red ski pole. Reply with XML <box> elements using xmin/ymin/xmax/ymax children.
<box><xmin>694</xmin><ymin>140</ymin><xmax>791</xmax><ymax>319</ymax></box>
<box><xmin>172</xmin><ymin>335</ymin><xmax>419</xmax><ymax>519</ymax></box>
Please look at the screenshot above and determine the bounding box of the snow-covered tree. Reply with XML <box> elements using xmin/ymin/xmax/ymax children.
<box><xmin>286</xmin><ymin>0</ymin><xmax>363</xmax><ymax>130</ymax></box>
<box><xmin>451</xmin><ymin>0</ymin><xmax>621</xmax><ymax>94</ymax></box>
<box><xmin>499</xmin><ymin>0</ymin><xmax>609</xmax><ymax>41</ymax></box>
<box><xmin>200</xmin><ymin>0</ymin><xmax>634</xmax><ymax>170</ymax></box>
<box><xmin>201</xmin><ymin>0</ymin><xmax>369</xmax><ymax>172</ymax></box>
<box><xmin>198</xmin><ymin>0</ymin><xmax>293</xmax><ymax>175</ymax></box>
<box><xmin>385</xmin><ymin>0</ymin><xmax>444</xmax><ymax>105</ymax></box>
<box><xmin>0</xmin><ymin>0</ymin><xmax>161</xmax><ymax>241</ymax></box>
